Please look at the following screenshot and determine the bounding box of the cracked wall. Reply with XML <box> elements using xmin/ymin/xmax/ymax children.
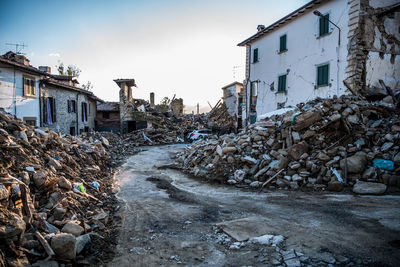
<box><xmin>347</xmin><ymin>0</ymin><xmax>400</xmax><ymax>95</ymax></box>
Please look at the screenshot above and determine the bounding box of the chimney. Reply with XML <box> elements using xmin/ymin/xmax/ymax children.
<box><xmin>15</xmin><ymin>55</ymin><xmax>30</xmax><ymax>66</ymax></box>
<box><xmin>39</xmin><ymin>66</ymin><xmax>51</xmax><ymax>74</ymax></box>
<box><xmin>257</xmin><ymin>24</ymin><xmax>265</xmax><ymax>32</ymax></box>
<box><xmin>150</xmin><ymin>92</ymin><xmax>155</xmax><ymax>108</ymax></box>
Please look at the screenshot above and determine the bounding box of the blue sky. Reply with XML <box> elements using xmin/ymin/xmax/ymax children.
<box><xmin>0</xmin><ymin>0</ymin><xmax>309</xmax><ymax>112</ymax></box>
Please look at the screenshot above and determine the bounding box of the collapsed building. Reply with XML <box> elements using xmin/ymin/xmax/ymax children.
<box><xmin>238</xmin><ymin>0</ymin><xmax>400</xmax><ymax>126</ymax></box>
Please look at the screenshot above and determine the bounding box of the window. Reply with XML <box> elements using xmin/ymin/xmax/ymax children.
<box><xmin>319</xmin><ymin>14</ymin><xmax>330</xmax><ymax>36</ymax></box>
<box><xmin>67</xmin><ymin>100</ymin><xmax>77</xmax><ymax>113</ymax></box>
<box><xmin>23</xmin><ymin>76</ymin><xmax>35</xmax><ymax>97</ymax></box>
<box><xmin>43</xmin><ymin>97</ymin><xmax>56</xmax><ymax>125</ymax></box>
<box><xmin>250</xmin><ymin>81</ymin><xmax>258</xmax><ymax>112</ymax></box>
<box><xmin>70</xmin><ymin>127</ymin><xmax>75</xmax><ymax>136</ymax></box>
<box><xmin>317</xmin><ymin>64</ymin><xmax>329</xmax><ymax>87</ymax></box>
<box><xmin>253</xmin><ymin>48</ymin><xmax>258</xmax><ymax>63</ymax></box>
<box><xmin>279</xmin><ymin>34</ymin><xmax>287</xmax><ymax>53</ymax></box>
<box><xmin>81</xmin><ymin>102</ymin><xmax>88</xmax><ymax>123</ymax></box>
<box><xmin>278</xmin><ymin>74</ymin><xmax>287</xmax><ymax>92</ymax></box>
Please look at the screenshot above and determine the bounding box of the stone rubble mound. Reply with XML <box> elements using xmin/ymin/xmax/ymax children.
<box><xmin>0</xmin><ymin>111</ymin><xmax>117</xmax><ymax>266</ymax></box>
<box><xmin>178</xmin><ymin>95</ymin><xmax>400</xmax><ymax>193</ymax></box>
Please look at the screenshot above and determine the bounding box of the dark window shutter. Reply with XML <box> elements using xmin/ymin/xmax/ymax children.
<box><xmin>74</xmin><ymin>101</ymin><xmax>77</xmax><ymax>113</ymax></box>
<box><xmin>52</xmin><ymin>98</ymin><xmax>57</xmax><ymax>122</ymax></box>
<box><xmin>43</xmin><ymin>97</ymin><xmax>47</xmax><ymax>124</ymax></box>
<box><xmin>280</xmin><ymin>35</ymin><xmax>287</xmax><ymax>52</ymax></box>
<box><xmin>68</xmin><ymin>100</ymin><xmax>71</xmax><ymax>113</ymax></box>
<box><xmin>81</xmin><ymin>102</ymin><xmax>84</xmax><ymax>121</ymax></box>
<box><xmin>253</xmin><ymin>48</ymin><xmax>258</xmax><ymax>63</ymax></box>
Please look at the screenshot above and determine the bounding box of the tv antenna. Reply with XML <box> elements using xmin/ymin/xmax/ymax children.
<box><xmin>233</xmin><ymin>65</ymin><xmax>242</xmax><ymax>80</ymax></box>
<box><xmin>5</xmin><ymin>43</ymin><xmax>27</xmax><ymax>55</ymax></box>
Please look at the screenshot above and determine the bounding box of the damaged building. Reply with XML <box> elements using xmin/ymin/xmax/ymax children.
<box><xmin>114</xmin><ymin>78</ymin><xmax>148</xmax><ymax>133</ymax></box>
<box><xmin>95</xmin><ymin>102</ymin><xmax>120</xmax><ymax>133</ymax></box>
<box><xmin>0</xmin><ymin>52</ymin><xmax>99</xmax><ymax>134</ymax></box>
<box><xmin>221</xmin><ymin>81</ymin><xmax>244</xmax><ymax>129</ymax></box>
<box><xmin>238</xmin><ymin>0</ymin><xmax>400</xmax><ymax>126</ymax></box>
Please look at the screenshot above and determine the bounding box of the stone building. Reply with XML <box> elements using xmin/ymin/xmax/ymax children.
<box><xmin>238</xmin><ymin>0</ymin><xmax>400</xmax><ymax>126</ymax></box>
<box><xmin>171</xmin><ymin>98</ymin><xmax>184</xmax><ymax>114</ymax></box>
<box><xmin>95</xmin><ymin>102</ymin><xmax>120</xmax><ymax>133</ymax></box>
<box><xmin>40</xmin><ymin>76</ymin><xmax>98</xmax><ymax>135</ymax></box>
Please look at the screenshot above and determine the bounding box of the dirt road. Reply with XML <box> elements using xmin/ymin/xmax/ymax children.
<box><xmin>109</xmin><ymin>144</ymin><xmax>400</xmax><ymax>266</ymax></box>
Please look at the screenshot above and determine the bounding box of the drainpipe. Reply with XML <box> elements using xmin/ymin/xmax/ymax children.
<box><xmin>76</xmin><ymin>92</ymin><xmax>80</xmax><ymax>135</ymax></box>
<box><xmin>13</xmin><ymin>65</ymin><xmax>16</xmax><ymax>116</ymax></box>
<box><xmin>245</xmin><ymin>44</ymin><xmax>252</xmax><ymax>126</ymax></box>
<box><xmin>39</xmin><ymin>81</ymin><xmax>42</xmax><ymax>127</ymax></box>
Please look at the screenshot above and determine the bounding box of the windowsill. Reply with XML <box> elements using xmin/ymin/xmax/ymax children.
<box><xmin>275</xmin><ymin>90</ymin><xmax>287</xmax><ymax>95</ymax></box>
<box><xmin>278</xmin><ymin>49</ymin><xmax>288</xmax><ymax>54</ymax></box>
<box><xmin>252</xmin><ymin>61</ymin><xmax>259</xmax><ymax>64</ymax></box>
<box><xmin>315</xmin><ymin>83</ymin><xmax>331</xmax><ymax>89</ymax></box>
<box><xmin>23</xmin><ymin>95</ymin><xmax>36</xmax><ymax>99</ymax></box>
<box><xmin>316</xmin><ymin>31</ymin><xmax>332</xmax><ymax>39</ymax></box>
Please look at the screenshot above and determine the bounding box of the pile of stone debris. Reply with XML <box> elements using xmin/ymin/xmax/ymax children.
<box><xmin>0</xmin><ymin>111</ymin><xmax>117</xmax><ymax>266</ymax></box>
<box><xmin>178</xmin><ymin>95</ymin><xmax>400</xmax><ymax>194</ymax></box>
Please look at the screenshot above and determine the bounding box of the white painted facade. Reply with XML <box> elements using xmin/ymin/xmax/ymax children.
<box><xmin>0</xmin><ymin>62</ymin><xmax>41</xmax><ymax>125</ymax></box>
<box><xmin>222</xmin><ymin>82</ymin><xmax>243</xmax><ymax>117</ymax></box>
<box><xmin>245</xmin><ymin>0</ymin><xmax>349</xmax><ymax>119</ymax></box>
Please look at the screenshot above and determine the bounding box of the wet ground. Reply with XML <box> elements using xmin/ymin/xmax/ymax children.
<box><xmin>109</xmin><ymin>144</ymin><xmax>400</xmax><ymax>266</ymax></box>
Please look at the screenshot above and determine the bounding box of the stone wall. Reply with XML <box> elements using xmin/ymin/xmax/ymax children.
<box><xmin>41</xmin><ymin>84</ymin><xmax>96</xmax><ymax>135</ymax></box>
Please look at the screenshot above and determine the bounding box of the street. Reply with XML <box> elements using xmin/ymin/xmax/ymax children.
<box><xmin>109</xmin><ymin>144</ymin><xmax>400</xmax><ymax>266</ymax></box>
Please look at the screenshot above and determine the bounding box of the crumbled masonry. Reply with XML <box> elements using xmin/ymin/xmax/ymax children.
<box><xmin>178</xmin><ymin>95</ymin><xmax>400</xmax><ymax>193</ymax></box>
<box><xmin>0</xmin><ymin>111</ymin><xmax>117</xmax><ymax>266</ymax></box>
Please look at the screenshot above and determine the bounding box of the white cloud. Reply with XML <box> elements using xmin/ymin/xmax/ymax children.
<box><xmin>48</xmin><ymin>53</ymin><xmax>60</xmax><ymax>57</ymax></box>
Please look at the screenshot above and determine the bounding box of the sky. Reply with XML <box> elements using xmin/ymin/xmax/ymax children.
<box><xmin>0</xmin><ymin>0</ymin><xmax>309</xmax><ymax>113</ymax></box>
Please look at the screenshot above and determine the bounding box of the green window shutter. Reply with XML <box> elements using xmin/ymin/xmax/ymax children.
<box><xmin>319</xmin><ymin>14</ymin><xmax>329</xmax><ymax>36</ymax></box>
<box><xmin>280</xmin><ymin>35</ymin><xmax>287</xmax><ymax>52</ymax></box>
<box><xmin>317</xmin><ymin>64</ymin><xmax>329</xmax><ymax>86</ymax></box>
<box><xmin>278</xmin><ymin>75</ymin><xmax>287</xmax><ymax>92</ymax></box>
<box><xmin>253</xmin><ymin>48</ymin><xmax>258</xmax><ymax>63</ymax></box>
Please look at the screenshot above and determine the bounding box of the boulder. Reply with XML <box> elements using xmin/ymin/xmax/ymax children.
<box><xmin>76</xmin><ymin>234</ymin><xmax>91</xmax><ymax>254</ymax></box>
<box><xmin>289</xmin><ymin>142</ymin><xmax>309</xmax><ymax>160</ymax></box>
<box><xmin>327</xmin><ymin>181</ymin><xmax>344</xmax><ymax>192</ymax></box>
<box><xmin>62</xmin><ymin>221</ymin><xmax>84</xmax><ymax>236</ymax></box>
<box><xmin>58</xmin><ymin>176</ymin><xmax>72</xmax><ymax>190</ymax></box>
<box><xmin>51</xmin><ymin>233</ymin><xmax>77</xmax><ymax>260</ymax></box>
<box><xmin>340</xmin><ymin>152</ymin><xmax>367</xmax><ymax>173</ymax></box>
<box><xmin>48</xmin><ymin>158</ymin><xmax>62</xmax><ymax>170</ymax></box>
<box><xmin>101</xmin><ymin>136</ymin><xmax>109</xmax><ymax>147</ymax></box>
<box><xmin>352</xmin><ymin>181</ymin><xmax>387</xmax><ymax>195</ymax></box>
<box><xmin>222</xmin><ymin>147</ymin><xmax>237</xmax><ymax>154</ymax></box>
<box><xmin>33</xmin><ymin>171</ymin><xmax>47</xmax><ymax>187</ymax></box>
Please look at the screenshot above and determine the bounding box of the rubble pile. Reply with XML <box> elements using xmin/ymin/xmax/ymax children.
<box><xmin>208</xmin><ymin>101</ymin><xmax>236</xmax><ymax>129</ymax></box>
<box><xmin>178</xmin><ymin>95</ymin><xmax>400</xmax><ymax>194</ymax></box>
<box><xmin>0</xmin><ymin>111</ymin><xmax>117</xmax><ymax>266</ymax></box>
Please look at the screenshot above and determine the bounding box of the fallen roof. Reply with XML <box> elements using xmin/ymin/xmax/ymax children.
<box><xmin>238</xmin><ymin>0</ymin><xmax>324</xmax><ymax>46</ymax></box>
<box><xmin>51</xmin><ymin>75</ymin><xmax>79</xmax><ymax>84</ymax></box>
<box><xmin>42</xmin><ymin>78</ymin><xmax>95</xmax><ymax>97</ymax></box>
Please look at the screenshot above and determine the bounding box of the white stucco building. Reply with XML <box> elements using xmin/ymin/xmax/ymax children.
<box><xmin>221</xmin><ymin>81</ymin><xmax>243</xmax><ymax>128</ymax></box>
<box><xmin>0</xmin><ymin>52</ymin><xmax>44</xmax><ymax>126</ymax></box>
<box><xmin>238</xmin><ymin>0</ymin><xmax>400</xmax><ymax>125</ymax></box>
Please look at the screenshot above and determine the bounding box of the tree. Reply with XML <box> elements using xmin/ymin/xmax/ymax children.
<box><xmin>82</xmin><ymin>81</ymin><xmax>93</xmax><ymax>91</ymax></box>
<box><xmin>55</xmin><ymin>61</ymin><xmax>81</xmax><ymax>78</ymax></box>
<box><xmin>67</xmin><ymin>65</ymin><xmax>81</xmax><ymax>78</ymax></box>
<box><xmin>56</xmin><ymin>61</ymin><xmax>65</xmax><ymax>75</ymax></box>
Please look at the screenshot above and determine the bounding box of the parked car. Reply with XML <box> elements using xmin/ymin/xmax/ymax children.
<box><xmin>187</xmin><ymin>129</ymin><xmax>212</xmax><ymax>142</ymax></box>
